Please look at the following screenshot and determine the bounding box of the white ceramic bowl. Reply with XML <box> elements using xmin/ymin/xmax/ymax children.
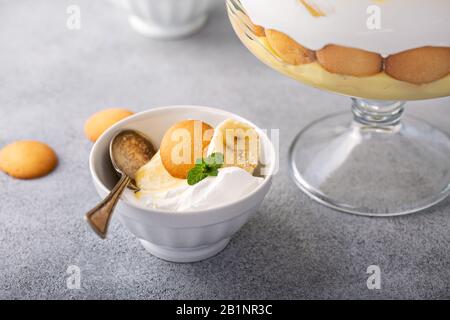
<box><xmin>89</xmin><ymin>106</ymin><xmax>276</xmax><ymax>262</ymax></box>
<box><xmin>111</xmin><ymin>0</ymin><xmax>221</xmax><ymax>39</ymax></box>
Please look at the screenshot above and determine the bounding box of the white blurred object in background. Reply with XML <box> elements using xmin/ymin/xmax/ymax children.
<box><xmin>111</xmin><ymin>0</ymin><xmax>220</xmax><ymax>39</ymax></box>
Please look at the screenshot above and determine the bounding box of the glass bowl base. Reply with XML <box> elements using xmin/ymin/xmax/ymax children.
<box><xmin>289</xmin><ymin>111</ymin><xmax>450</xmax><ymax>216</ymax></box>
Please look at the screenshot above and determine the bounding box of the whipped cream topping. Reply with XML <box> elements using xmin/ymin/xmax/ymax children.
<box><xmin>128</xmin><ymin>167</ymin><xmax>263</xmax><ymax>212</ymax></box>
<box><xmin>240</xmin><ymin>0</ymin><xmax>450</xmax><ymax>57</ymax></box>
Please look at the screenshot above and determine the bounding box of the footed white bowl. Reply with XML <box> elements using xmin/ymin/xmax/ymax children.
<box><xmin>89</xmin><ymin>106</ymin><xmax>276</xmax><ymax>262</ymax></box>
<box><xmin>111</xmin><ymin>0</ymin><xmax>220</xmax><ymax>39</ymax></box>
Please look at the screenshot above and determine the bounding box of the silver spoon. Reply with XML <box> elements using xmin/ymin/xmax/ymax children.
<box><xmin>85</xmin><ymin>130</ymin><xmax>156</xmax><ymax>239</ymax></box>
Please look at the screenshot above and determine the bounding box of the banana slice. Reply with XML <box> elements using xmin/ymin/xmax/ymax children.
<box><xmin>135</xmin><ymin>151</ymin><xmax>187</xmax><ymax>195</ymax></box>
<box><xmin>207</xmin><ymin>119</ymin><xmax>259</xmax><ymax>174</ymax></box>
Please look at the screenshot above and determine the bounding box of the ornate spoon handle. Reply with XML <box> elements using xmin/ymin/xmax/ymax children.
<box><xmin>85</xmin><ymin>174</ymin><xmax>131</xmax><ymax>239</ymax></box>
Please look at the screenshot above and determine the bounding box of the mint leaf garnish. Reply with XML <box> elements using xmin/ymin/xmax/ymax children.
<box><xmin>204</xmin><ymin>152</ymin><xmax>224</xmax><ymax>168</ymax></box>
<box><xmin>187</xmin><ymin>153</ymin><xmax>224</xmax><ymax>185</ymax></box>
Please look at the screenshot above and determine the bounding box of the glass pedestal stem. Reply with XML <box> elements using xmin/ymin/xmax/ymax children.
<box><xmin>352</xmin><ymin>99</ymin><xmax>405</xmax><ymax>129</ymax></box>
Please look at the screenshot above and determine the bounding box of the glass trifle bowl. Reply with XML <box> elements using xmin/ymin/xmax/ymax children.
<box><xmin>227</xmin><ymin>0</ymin><xmax>450</xmax><ymax>216</ymax></box>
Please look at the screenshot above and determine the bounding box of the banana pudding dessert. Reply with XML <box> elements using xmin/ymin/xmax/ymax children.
<box><xmin>125</xmin><ymin>119</ymin><xmax>263</xmax><ymax>211</ymax></box>
<box><xmin>229</xmin><ymin>0</ymin><xmax>450</xmax><ymax>100</ymax></box>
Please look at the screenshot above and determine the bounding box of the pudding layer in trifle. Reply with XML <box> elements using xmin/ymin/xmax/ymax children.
<box><xmin>228</xmin><ymin>0</ymin><xmax>450</xmax><ymax>100</ymax></box>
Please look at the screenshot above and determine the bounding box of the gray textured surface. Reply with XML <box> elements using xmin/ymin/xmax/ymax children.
<box><xmin>0</xmin><ymin>0</ymin><xmax>449</xmax><ymax>300</ymax></box>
